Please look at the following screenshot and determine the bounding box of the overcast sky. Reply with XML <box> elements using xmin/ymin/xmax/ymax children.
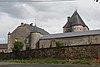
<box><xmin>0</xmin><ymin>0</ymin><xmax>100</xmax><ymax>43</ymax></box>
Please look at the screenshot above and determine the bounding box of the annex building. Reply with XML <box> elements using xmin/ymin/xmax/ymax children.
<box><xmin>4</xmin><ymin>10</ymin><xmax>100</xmax><ymax>51</ymax></box>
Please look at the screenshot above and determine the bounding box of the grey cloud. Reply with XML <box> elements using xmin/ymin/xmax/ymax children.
<box><xmin>0</xmin><ymin>1</ymin><xmax>75</xmax><ymax>19</ymax></box>
<box><xmin>0</xmin><ymin>2</ymin><xmax>37</xmax><ymax>19</ymax></box>
<box><xmin>26</xmin><ymin>2</ymin><xmax>76</xmax><ymax>21</ymax></box>
<box><xmin>0</xmin><ymin>0</ymin><xmax>75</xmax><ymax>2</ymax></box>
<box><xmin>0</xmin><ymin>3</ymin><xmax>21</xmax><ymax>18</ymax></box>
<box><xmin>28</xmin><ymin>1</ymin><xmax>75</xmax><ymax>12</ymax></box>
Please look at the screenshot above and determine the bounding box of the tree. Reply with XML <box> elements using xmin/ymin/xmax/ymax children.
<box><xmin>12</xmin><ymin>41</ymin><xmax>24</xmax><ymax>52</ymax></box>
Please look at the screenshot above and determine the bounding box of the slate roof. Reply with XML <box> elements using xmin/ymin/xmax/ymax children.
<box><xmin>24</xmin><ymin>24</ymin><xmax>49</xmax><ymax>35</ymax></box>
<box><xmin>63</xmin><ymin>10</ymin><xmax>88</xmax><ymax>28</ymax></box>
<box><xmin>41</xmin><ymin>30</ymin><xmax>100</xmax><ymax>39</ymax></box>
<box><xmin>0</xmin><ymin>44</ymin><xmax>7</xmax><ymax>49</ymax></box>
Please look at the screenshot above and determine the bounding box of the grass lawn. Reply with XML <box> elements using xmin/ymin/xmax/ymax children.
<box><xmin>0</xmin><ymin>59</ymin><xmax>98</xmax><ymax>65</ymax></box>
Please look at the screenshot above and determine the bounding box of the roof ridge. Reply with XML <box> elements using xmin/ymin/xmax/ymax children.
<box><xmin>41</xmin><ymin>30</ymin><xmax>100</xmax><ymax>39</ymax></box>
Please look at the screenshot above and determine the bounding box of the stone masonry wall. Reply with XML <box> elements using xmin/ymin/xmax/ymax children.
<box><xmin>72</xmin><ymin>25</ymin><xmax>84</xmax><ymax>32</ymax></box>
<box><xmin>9</xmin><ymin>26</ymin><xmax>31</xmax><ymax>50</ymax></box>
<box><xmin>39</xmin><ymin>34</ymin><xmax>100</xmax><ymax>48</ymax></box>
<box><xmin>0</xmin><ymin>44</ymin><xmax>100</xmax><ymax>60</ymax></box>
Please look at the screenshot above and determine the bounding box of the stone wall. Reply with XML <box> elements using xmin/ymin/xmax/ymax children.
<box><xmin>63</xmin><ymin>25</ymin><xmax>89</xmax><ymax>33</ymax></box>
<box><xmin>39</xmin><ymin>34</ymin><xmax>100</xmax><ymax>48</ymax></box>
<box><xmin>72</xmin><ymin>25</ymin><xmax>84</xmax><ymax>32</ymax></box>
<box><xmin>0</xmin><ymin>44</ymin><xmax>100</xmax><ymax>60</ymax></box>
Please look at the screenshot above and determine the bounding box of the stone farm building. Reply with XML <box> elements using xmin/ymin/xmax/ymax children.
<box><xmin>1</xmin><ymin>10</ymin><xmax>100</xmax><ymax>52</ymax></box>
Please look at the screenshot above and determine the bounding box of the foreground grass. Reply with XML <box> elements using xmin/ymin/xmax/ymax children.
<box><xmin>0</xmin><ymin>59</ymin><xmax>98</xmax><ymax>65</ymax></box>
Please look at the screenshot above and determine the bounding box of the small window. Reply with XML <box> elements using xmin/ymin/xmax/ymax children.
<box><xmin>26</xmin><ymin>38</ymin><xmax>29</xmax><ymax>44</ymax></box>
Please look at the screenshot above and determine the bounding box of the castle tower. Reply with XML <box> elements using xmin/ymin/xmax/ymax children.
<box><xmin>63</xmin><ymin>10</ymin><xmax>89</xmax><ymax>33</ymax></box>
<box><xmin>8</xmin><ymin>32</ymin><xmax>12</xmax><ymax>51</ymax></box>
<box><xmin>31</xmin><ymin>24</ymin><xmax>41</xmax><ymax>49</ymax></box>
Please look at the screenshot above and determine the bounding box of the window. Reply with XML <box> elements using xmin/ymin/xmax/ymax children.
<box><xmin>26</xmin><ymin>38</ymin><xmax>29</xmax><ymax>44</ymax></box>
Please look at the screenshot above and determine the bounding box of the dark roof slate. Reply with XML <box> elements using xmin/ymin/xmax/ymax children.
<box><xmin>24</xmin><ymin>24</ymin><xmax>49</xmax><ymax>35</ymax></box>
<box><xmin>0</xmin><ymin>44</ymin><xmax>7</xmax><ymax>49</ymax></box>
<box><xmin>41</xmin><ymin>30</ymin><xmax>100</xmax><ymax>39</ymax></box>
<box><xmin>63</xmin><ymin>10</ymin><xmax>87</xmax><ymax>28</ymax></box>
<box><xmin>63</xmin><ymin>20</ymin><xmax>71</xmax><ymax>28</ymax></box>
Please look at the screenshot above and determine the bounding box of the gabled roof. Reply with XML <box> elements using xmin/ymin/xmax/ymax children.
<box><xmin>63</xmin><ymin>10</ymin><xmax>88</xmax><ymax>28</ymax></box>
<box><xmin>24</xmin><ymin>24</ymin><xmax>49</xmax><ymax>35</ymax></box>
<box><xmin>41</xmin><ymin>30</ymin><xmax>100</xmax><ymax>39</ymax></box>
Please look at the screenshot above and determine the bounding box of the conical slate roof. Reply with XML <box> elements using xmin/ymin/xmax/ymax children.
<box><xmin>63</xmin><ymin>18</ymin><xmax>71</xmax><ymax>28</ymax></box>
<box><xmin>63</xmin><ymin>10</ymin><xmax>87</xmax><ymax>28</ymax></box>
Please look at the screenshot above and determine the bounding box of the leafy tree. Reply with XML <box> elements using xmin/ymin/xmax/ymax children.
<box><xmin>56</xmin><ymin>41</ymin><xmax>64</xmax><ymax>47</ymax></box>
<box><xmin>12</xmin><ymin>41</ymin><xmax>24</xmax><ymax>52</ymax></box>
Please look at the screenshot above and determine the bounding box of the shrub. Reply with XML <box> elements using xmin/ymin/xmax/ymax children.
<box><xmin>56</xmin><ymin>41</ymin><xmax>64</xmax><ymax>47</ymax></box>
<box><xmin>11</xmin><ymin>41</ymin><xmax>24</xmax><ymax>52</ymax></box>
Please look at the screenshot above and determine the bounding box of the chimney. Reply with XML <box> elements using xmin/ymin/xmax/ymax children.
<box><xmin>8</xmin><ymin>32</ymin><xmax>11</xmax><ymax>35</ymax></box>
<box><xmin>30</xmin><ymin>23</ymin><xmax>33</xmax><ymax>26</ymax></box>
<box><xmin>21</xmin><ymin>22</ymin><xmax>24</xmax><ymax>26</ymax></box>
<box><xmin>67</xmin><ymin>16</ymin><xmax>70</xmax><ymax>22</ymax></box>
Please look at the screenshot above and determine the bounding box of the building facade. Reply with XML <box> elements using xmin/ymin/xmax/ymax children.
<box><xmin>0</xmin><ymin>44</ymin><xmax>8</xmax><ymax>52</ymax></box>
<box><xmin>8</xmin><ymin>23</ymin><xmax>49</xmax><ymax>51</ymax></box>
<box><xmin>39</xmin><ymin>30</ymin><xmax>100</xmax><ymax>48</ymax></box>
<box><xmin>7</xmin><ymin>10</ymin><xmax>100</xmax><ymax>51</ymax></box>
